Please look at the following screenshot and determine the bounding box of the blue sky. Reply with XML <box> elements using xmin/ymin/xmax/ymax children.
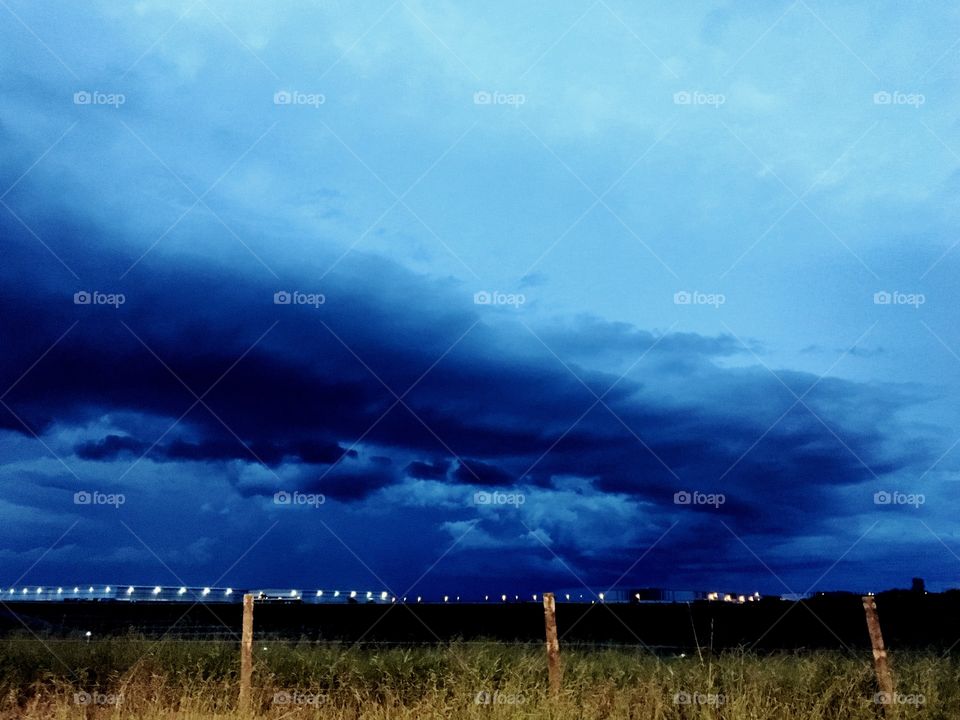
<box><xmin>1</xmin><ymin>0</ymin><xmax>959</xmax><ymax>599</ymax></box>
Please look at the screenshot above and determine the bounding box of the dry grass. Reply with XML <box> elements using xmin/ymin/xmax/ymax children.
<box><xmin>0</xmin><ymin>636</ymin><xmax>956</xmax><ymax>718</ymax></box>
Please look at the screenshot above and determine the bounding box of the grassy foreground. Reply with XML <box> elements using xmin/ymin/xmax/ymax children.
<box><xmin>0</xmin><ymin>637</ymin><xmax>956</xmax><ymax>718</ymax></box>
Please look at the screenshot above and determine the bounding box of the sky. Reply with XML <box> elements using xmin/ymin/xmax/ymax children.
<box><xmin>1</xmin><ymin>0</ymin><xmax>959</xmax><ymax>600</ymax></box>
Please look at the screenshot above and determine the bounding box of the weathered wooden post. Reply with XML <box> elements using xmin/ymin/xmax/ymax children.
<box><xmin>542</xmin><ymin>592</ymin><xmax>561</xmax><ymax>697</ymax></box>
<box><xmin>239</xmin><ymin>593</ymin><xmax>254</xmax><ymax>714</ymax></box>
<box><xmin>862</xmin><ymin>595</ymin><xmax>896</xmax><ymax>716</ymax></box>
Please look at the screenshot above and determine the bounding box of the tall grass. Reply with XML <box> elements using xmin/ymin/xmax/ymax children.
<box><xmin>0</xmin><ymin>635</ymin><xmax>956</xmax><ymax>718</ymax></box>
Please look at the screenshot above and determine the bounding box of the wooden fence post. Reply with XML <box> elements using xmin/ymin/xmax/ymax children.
<box><xmin>862</xmin><ymin>595</ymin><xmax>896</xmax><ymax>716</ymax></box>
<box><xmin>542</xmin><ymin>592</ymin><xmax>561</xmax><ymax>697</ymax></box>
<box><xmin>239</xmin><ymin>593</ymin><xmax>254</xmax><ymax>714</ymax></box>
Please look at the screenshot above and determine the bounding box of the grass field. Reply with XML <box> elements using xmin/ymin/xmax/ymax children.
<box><xmin>0</xmin><ymin>636</ymin><xmax>955</xmax><ymax>718</ymax></box>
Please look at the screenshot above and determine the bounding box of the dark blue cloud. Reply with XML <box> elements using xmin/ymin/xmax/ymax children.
<box><xmin>0</xmin><ymin>199</ymin><xmax>938</xmax><ymax>599</ymax></box>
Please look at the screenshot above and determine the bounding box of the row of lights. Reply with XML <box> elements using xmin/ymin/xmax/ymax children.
<box><xmin>4</xmin><ymin>587</ymin><xmax>762</xmax><ymax>603</ymax></box>
<box><xmin>706</xmin><ymin>591</ymin><xmax>762</xmax><ymax>603</ymax></box>
<box><xmin>6</xmin><ymin>586</ymin><xmax>235</xmax><ymax>597</ymax></box>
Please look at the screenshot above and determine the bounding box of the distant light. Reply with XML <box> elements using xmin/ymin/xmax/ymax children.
<box><xmin>36</xmin><ymin>587</ymin><xmax>43</xmax><ymax>594</ymax></box>
<box><xmin>456</xmin><ymin>596</ymin><xmax>460</xmax><ymax>601</ymax></box>
<box><xmin>391</xmin><ymin>597</ymin><xmax>396</xmax><ymax>603</ymax></box>
<box><xmin>565</xmin><ymin>594</ymin><xmax>570</xmax><ymax>601</ymax></box>
<box><xmin>152</xmin><ymin>587</ymin><xmax>162</xmax><ymax>595</ymax></box>
<box><xmin>333</xmin><ymin>591</ymin><xmax>340</xmax><ymax>597</ymax></box>
<box><xmin>532</xmin><ymin>594</ymin><xmax>537</xmax><ymax>601</ymax></box>
<box><xmin>366</xmin><ymin>591</ymin><xmax>372</xmax><ymax>599</ymax></box>
<box><xmin>484</xmin><ymin>595</ymin><xmax>489</xmax><ymax>601</ymax></box>
<box><xmin>380</xmin><ymin>591</ymin><xmax>388</xmax><ymax>600</ymax></box>
<box><xmin>73</xmin><ymin>587</ymin><xmax>79</xmax><ymax>593</ymax></box>
<box><xmin>225</xmin><ymin>588</ymin><xmax>233</xmax><ymax>596</ymax></box>
<box><xmin>290</xmin><ymin>590</ymin><xmax>297</xmax><ymax>597</ymax></box>
<box><xmin>349</xmin><ymin>591</ymin><xmax>357</xmax><ymax>598</ymax></box>
<box><xmin>104</xmin><ymin>586</ymin><xmax>111</xmax><ymax>593</ymax></box>
<box><xmin>202</xmin><ymin>588</ymin><xmax>210</xmax><ymax>596</ymax></box>
<box><xmin>21</xmin><ymin>588</ymin><xmax>28</xmax><ymax>595</ymax></box>
<box><xmin>178</xmin><ymin>587</ymin><xmax>187</xmax><ymax>595</ymax></box>
<box><xmin>8</xmin><ymin>589</ymin><xmax>14</xmax><ymax>595</ymax></box>
<box><xmin>88</xmin><ymin>587</ymin><xmax>93</xmax><ymax>593</ymax></box>
<box><xmin>598</xmin><ymin>593</ymin><xmax>604</xmax><ymax>602</ymax></box>
<box><xmin>316</xmin><ymin>590</ymin><xmax>323</xmax><ymax>597</ymax></box>
<box><xmin>57</xmin><ymin>587</ymin><xmax>63</xmax><ymax>594</ymax></box>
<box><xmin>737</xmin><ymin>595</ymin><xmax>746</xmax><ymax>603</ymax></box>
<box><xmin>443</xmin><ymin>595</ymin><xmax>449</xmax><ymax>602</ymax></box>
<box><xmin>501</xmin><ymin>594</ymin><xmax>507</xmax><ymax>602</ymax></box>
<box><xmin>85</xmin><ymin>631</ymin><xmax>92</xmax><ymax>637</ymax></box>
<box><xmin>416</xmin><ymin>596</ymin><xmax>422</xmax><ymax>603</ymax></box>
<box><xmin>635</xmin><ymin>593</ymin><xmax>641</xmax><ymax>600</ymax></box>
<box><xmin>126</xmin><ymin>586</ymin><xmax>134</xmax><ymax>595</ymax></box>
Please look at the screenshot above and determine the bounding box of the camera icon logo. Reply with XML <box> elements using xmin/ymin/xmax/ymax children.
<box><xmin>673</xmin><ymin>290</ymin><xmax>691</xmax><ymax>305</ymax></box>
<box><xmin>273</xmin><ymin>90</ymin><xmax>292</xmax><ymax>105</ymax></box>
<box><xmin>673</xmin><ymin>91</ymin><xmax>691</xmax><ymax>105</ymax></box>
<box><xmin>874</xmin><ymin>490</ymin><xmax>892</xmax><ymax>505</ymax></box>
<box><xmin>74</xmin><ymin>691</ymin><xmax>92</xmax><ymax>706</ymax></box>
<box><xmin>74</xmin><ymin>291</ymin><xmax>91</xmax><ymax>305</ymax></box>
<box><xmin>274</xmin><ymin>490</ymin><xmax>291</xmax><ymax>505</ymax></box>
<box><xmin>673</xmin><ymin>691</ymin><xmax>691</xmax><ymax>704</ymax></box>
<box><xmin>873</xmin><ymin>291</ymin><xmax>892</xmax><ymax>305</ymax></box>
<box><xmin>273</xmin><ymin>691</ymin><xmax>292</xmax><ymax>705</ymax></box>
<box><xmin>274</xmin><ymin>291</ymin><xmax>291</xmax><ymax>305</ymax></box>
<box><xmin>473</xmin><ymin>491</ymin><xmax>491</xmax><ymax>505</ymax></box>
<box><xmin>473</xmin><ymin>291</ymin><xmax>492</xmax><ymax>305</ymax></box>
<box><xmin>473</xmin><ymin>91</ymin><xmax>492</xmax><ymax>105</ymax></box>
<box><xmin>673</xmin><ymin>490</ymin><xmax>692</xmax><ymax>505</ymax></box>
<box><xmin>873</xmin><ymin>91</ymin><xmax>892</xmax><ymax>105</ymax></box>
<box><xmin>73</xmin><ymin>91</ymin><xmax>92</xmax><ymax>105</ymax></box>
<box><xmin>74</xmin><ymin>490</ymin><xmax>92</xmax><ymax>505</ymax></box>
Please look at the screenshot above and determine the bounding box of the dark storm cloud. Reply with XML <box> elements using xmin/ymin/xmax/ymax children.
<box><xmin>75</xmin><ymin>434</ymin><xmax>354</xmax><ymax>466</ymax></box>
<box><xmin>453</xmin><ymin>458</ymin><xmax>513</xmax><ymax>486</ymax></box>
<box><xmin>405</xmin><ymin>460</ymin><xmax>450</xmax><ymax>480</ymax></box>
<box><xmin>0</xmin><ymin>203</ymin><xmax>936</xmax><ymax>587</ymax></box>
